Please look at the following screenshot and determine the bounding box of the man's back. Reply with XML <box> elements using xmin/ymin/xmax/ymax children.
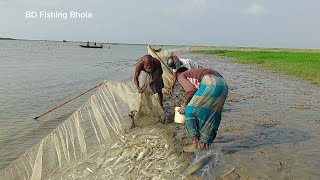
<box><xmin>173</xmin><ymin>58</ymin><xmax>199</xmax><ymax>72</ymax></box>
<box><xmin>180</xmin><ymin>58</ymin><xmax>199</xmax><ymax>69</ymax></box>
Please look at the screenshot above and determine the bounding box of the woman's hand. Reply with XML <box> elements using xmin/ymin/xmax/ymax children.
<box><xmin>178</xmin><ymin>104</ymin><xmax>186</xmax><ymax>114</ymax></box>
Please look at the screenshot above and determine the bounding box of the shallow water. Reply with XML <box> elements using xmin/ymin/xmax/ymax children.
<box><xmin>181</xmin><ymin>52</ymin><xmax>320</xmax><ymax>179</ymax></box>
<box><xmin>0</xmin><ymin>40</ymin><xmax>173</xmax><ymax>169</ymax></box>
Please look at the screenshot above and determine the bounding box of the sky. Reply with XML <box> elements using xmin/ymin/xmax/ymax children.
<box><xmin>0</xmin><ymin>0</ymin><xmax>319</xmax><ymax>48</ymax></box>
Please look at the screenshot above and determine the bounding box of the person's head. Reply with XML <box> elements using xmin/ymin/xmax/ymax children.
<box><xmin>142</xmin><ymin>55</ymin><xmax>154</xmax><ymax>73</ymax></box>
<box><xmin>176</xmin><ymin>67</ymin><xmax>188</xmax><ymax>76</ymax></box>
<box><xmin>167</xmin><ymin>54</ymin><xmax>182</xmax><ymax>69</ymax></box>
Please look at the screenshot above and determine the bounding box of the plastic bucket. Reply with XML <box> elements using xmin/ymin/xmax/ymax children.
<box><xmin>174</xmin><ymin>107</ymin><xmax>186</xmax><ymax>124</ymax></box>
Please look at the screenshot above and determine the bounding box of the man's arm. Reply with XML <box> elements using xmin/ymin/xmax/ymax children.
<box><xmin>169</xmin><ymin>71</ymin><xmax>177</xmax><ymax>96</ymax></box>
<box><xmin>134</xmin><ymin>61</ymin><xmax>143</xmax><ymax>92</ymax></box>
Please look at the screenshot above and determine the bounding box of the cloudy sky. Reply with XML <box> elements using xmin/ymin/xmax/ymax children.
<box><xmin>0</xmin><ymin>0</ymin><xmax>319</xmax><ymax>48</ymax></box>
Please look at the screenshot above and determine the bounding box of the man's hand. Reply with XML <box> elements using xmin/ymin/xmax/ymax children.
<box><xmin>137</xmin><ymin>87</ymin><xmax>143</xmax><ymax>93</ymax></box>
<box><xmin>149</xmin><ymin>80</ymin><xmax>155</xmax><ymax>87</ymax></box>
<box><xmin>178</xmin><ymin>104</ymin><xmax>186</xmax><ymax>114</ymax></box>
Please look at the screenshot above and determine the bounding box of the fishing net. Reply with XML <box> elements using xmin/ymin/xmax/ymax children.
<box><xmin>0</xmin><ymin>46</ymin><xmax>173</xmax><ymax>180</ymax></box>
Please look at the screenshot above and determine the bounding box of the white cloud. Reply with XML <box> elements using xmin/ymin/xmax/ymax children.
<box><xmin>245</xmin><ymin>3</ymin><xmax>267</xmax><ymax>15</ymax></box>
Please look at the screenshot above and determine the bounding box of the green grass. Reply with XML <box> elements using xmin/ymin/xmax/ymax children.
<box><xmin>192</xmin><ymin>50</ymin><xmax>320</xmax><ymax>85</ymax></box>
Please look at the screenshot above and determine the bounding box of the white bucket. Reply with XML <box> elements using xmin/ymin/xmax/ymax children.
<box><xmin>174</xmin><ymin>107</ymin><xmax>186</xmax><ymax>124</ymax></box>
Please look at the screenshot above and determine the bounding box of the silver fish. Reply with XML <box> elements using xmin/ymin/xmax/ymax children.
<box><xmin>183</xmin><ymin>154</ymin><xmax>215</xmax><ymax>176</ymax></box>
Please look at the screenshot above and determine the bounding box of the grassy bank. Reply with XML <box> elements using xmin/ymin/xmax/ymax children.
<box><xmin>192</xmin><ymin>50</ymin><xmax>320</xmax><ymax>85</ymax></box>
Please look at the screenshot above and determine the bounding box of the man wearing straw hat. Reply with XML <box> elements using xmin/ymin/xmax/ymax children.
<box><xmin>134</xmin><ymin>55</ymin><xmax>164</xmax><ymax>106</ymax></box>
<box><xmin>166</xmin><ymin>54</ymin><xmax>199</xmax><ymax>96</ymax></box>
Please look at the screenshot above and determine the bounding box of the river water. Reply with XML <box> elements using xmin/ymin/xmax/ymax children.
<box><xmin>0</xmin><ymin>40</ymin><xmax>171</xmax><ymax>170</ymax></box>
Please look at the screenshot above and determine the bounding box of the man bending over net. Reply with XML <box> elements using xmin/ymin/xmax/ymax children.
<box><xmin>134</xmin><ymin>55</ymin><xmax>164</xmax><ymax>106</ymax></box>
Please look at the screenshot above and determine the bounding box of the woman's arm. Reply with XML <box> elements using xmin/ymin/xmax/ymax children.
<box><xmin>178</xmin><ymin>73</ymin><xmax>197</xmax><ymax>106</ymax></box>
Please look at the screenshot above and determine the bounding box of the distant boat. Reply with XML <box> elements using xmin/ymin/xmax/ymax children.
<box><xmin>79</xmin><ymin>44</ymin><xmax>103</xmax><ymax>48</ymax></box>
<box><xmin>62</xmin><ymin>40</ymin><xmax>67</xmax><ymax>42</ymax></box>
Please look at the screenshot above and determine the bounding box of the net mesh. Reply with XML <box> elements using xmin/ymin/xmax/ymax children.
<box><xmin>0</xmin><ymin>46</ymin><xmax>173</xmax><ymax>180</ymax></box>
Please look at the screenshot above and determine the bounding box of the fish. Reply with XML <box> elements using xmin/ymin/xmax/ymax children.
<box><xmin>145</xmin><ymin>162</ymin><xmax>152</xmax><ymax>171</ymax></box>
<box><xmin>134</xmin><ymin>159</ymin><xmax>148</xmax><ymax>179</ymax></box>
<box><xmin>114</xmin><ymin>155</ymin><xmax>125</xmax><ymax>165</ymax></box>
<box><xmin>137</xmin><ymin>159</ymin><xmax>147</xmax><ymax>172</ymax></box>
<box><xmin>114</xmin><ymin>152</ymin><xmax>129</xmax><ymax>165</ymax></box>
<box><xmin>111</xmin><ymin>141</ymin><xmax>120</xmax><ymax>149</ymax></box>
<box><xmin>146</xmin><ymin>135</ymin><xmax>159</xmax><ymax>139</ymax></box>
<box><xmin>107</xmin><ymin>168</ymin><xmax>115</xmax><ymax>176</ymax></box>
<box><xmin>183</xmin><ymin>154</ymin><xmax>215</xmax><ymax>176</ymax></box>
<box><xmin>137</xmin><ymin>148</ymin><xmax>148</xmax><ymax>161</ymax></box>
<box><xmin>220</xmin><ymin>167</ymin><xmax>235</xmax><ymax>179</ymax></box>
<box><xmin>112</xmin><ymin>149</ymin><xmax>124</xmax><ymax>157</ymax></box>
<box><xmin>164</xmin><ymin>144</ymin><xmax>169</xmax><ymax>149</ymax></box>
<box><xmin>140</xmin><ymin>170</ymin><xmax>154</xmax><ymax>178</ymax></box>
<box><xmin>125</xmin><ymin>166</ymin><xmax>135</xmax><ymax>174</ymax></box>
<box><xmin>100</xmin><ymin>157</ymin><xmax>116</xmax><ymax>168</ymax></box>
<box><xmin>85</xmin><ymin>167</ymin><xmax>94</xmax><ymax>174</ymax></box>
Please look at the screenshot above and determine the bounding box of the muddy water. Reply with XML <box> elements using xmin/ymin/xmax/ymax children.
<box><xmin>179</xmin><ymin>52</ymin><xmax>320</xmax><ymax>179</ymax></box>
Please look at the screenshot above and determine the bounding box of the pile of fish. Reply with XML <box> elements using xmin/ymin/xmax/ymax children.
<box><xmin>48</xmin><ymin>125</ymin><xmax>235</xmax><ymax>180</ymax></box>
<box><xmin>100</xmin><ymin>132</ymin><xmax>184</xmax><ymax>179</ymax></box>
<box><xmin>49</xmin><ymin>126</ymin><xmax>189</xmax><ymax>179</ymax></box>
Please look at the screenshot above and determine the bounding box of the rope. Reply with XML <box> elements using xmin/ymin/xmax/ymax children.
<box><xmin>34</xmin><ymin>82</ymin><xmax>103</xmax><ymax>120</ymax></box>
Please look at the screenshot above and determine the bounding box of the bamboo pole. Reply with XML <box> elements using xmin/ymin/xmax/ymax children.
<box><xmin>34</xmin><ymin>82</ymin><xmax>103</xmax><ymax>120</ymax></box>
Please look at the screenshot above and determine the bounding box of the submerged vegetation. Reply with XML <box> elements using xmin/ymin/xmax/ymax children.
<box><xmin>192</xmin><ymin>50</ymin><xmax>320</xmax><ymax>85</ymax></box>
